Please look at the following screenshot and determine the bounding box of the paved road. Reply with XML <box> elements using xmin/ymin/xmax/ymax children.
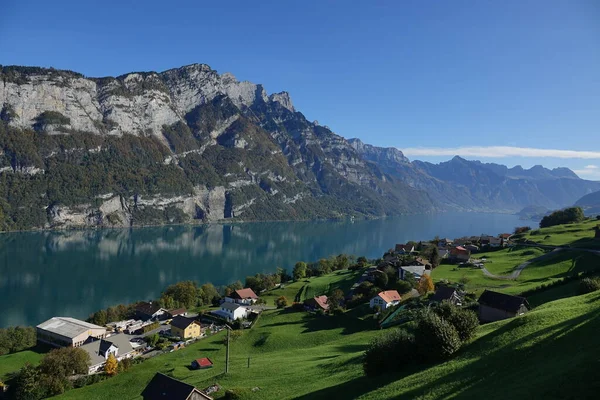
<box><xmin>481</xmin><ymin>246</ymin><xmax>600</xmax><ymax>280</ymax></box>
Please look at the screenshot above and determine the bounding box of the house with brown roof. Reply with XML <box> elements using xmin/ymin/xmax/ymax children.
<box><xmin>167</xmin><ymin>308</ymin><xmax>187</xmax><ymax>318</ymax></box>
<box><xmin>224</xmin><ymin>288</ymin><xmax>259</xmax><ymax>305</ymax></box>
<box><xmin>135</xmin><ymin>302</ymin><xmax>168</xmax><ymax>321</ymax></box>
<box><xmin>478</xmin><ymin>290</ymin><xmax>530</xmax><ymax>322</ymax></box>
<box><xmin>411</xmin><ymin>257</ymin><xmax>432</xmax><ymax>268</ymax></box>
<box><xmin>431</xmin><ymin>286</ymin><xmax>463</xmax><ymax>306</ymax></box>
<box><xmin>304</xmin><ymin>295</ymin><xmax>329</xmax><ymax>312</ymax></box>
<box><xmin>369</xmin><ymin>290</ymin><xmax>401</xmax><ymax>311</ymax></box>
<box><xmin>449</xmin><ymin>246</ymin><xmax>471</xmax><ymax>263</ymax></box>
<box><xmin>499</xmin><ymin>233</ymin><xmax>512</xmax><ymax>240</ymax></box>
<box><xmin>141</xmin><ymin>372</ymin><xmax>212</xmax><ymax>400</ymax></box>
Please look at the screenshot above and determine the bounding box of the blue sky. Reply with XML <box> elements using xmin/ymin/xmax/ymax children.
<box><xmin>1</xmin><ymin>1</ymin><xmax>599</xmax><ymax>179</ymax></box>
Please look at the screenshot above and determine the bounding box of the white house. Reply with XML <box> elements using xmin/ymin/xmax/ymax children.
<box><xmin>79</xmin><ymin>334</ymin><xmax>135</xmax><ymax>374</ymax></box>
<box><xmin>369</xmin><ymin>290</ymin><xmax>402</xmax><ymax>311</ymax></box>
<box><xmin>399</xmin><ymin>266</ymin><xmax>431</xmax><ymax>281</ymax></box>
<box><xmin>224</xmin><ymin>288</ymin><xmax>259</xmax><ymax>305</ymax></box>
<box><xmin>212</xmin><ymin>303</ymin><xmax>250</xmax><ymax>321</ymax></box>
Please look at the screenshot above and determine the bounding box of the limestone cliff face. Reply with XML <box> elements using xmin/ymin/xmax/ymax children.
<box><xmin>0</xmin><ymin>64</ymin><xmax>436</xmax><ymax>230</ymax></box>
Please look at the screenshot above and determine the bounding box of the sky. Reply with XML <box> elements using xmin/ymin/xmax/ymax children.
<box><xmin>1</xmin><ymin>0</ymin><xmax>599</xmax><ymax>179</ymax></box>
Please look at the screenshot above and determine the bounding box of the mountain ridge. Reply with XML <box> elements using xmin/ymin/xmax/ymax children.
<box><xmin>0</xmin><ymin>63</ymin><xmax>598</xmax><ymax>231</ymax></box>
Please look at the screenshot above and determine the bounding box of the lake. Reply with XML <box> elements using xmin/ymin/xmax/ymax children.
<box><xmin>0</xmin><ymin>212</ymin><xmax>527</xmax><ymax>328</ymax></box>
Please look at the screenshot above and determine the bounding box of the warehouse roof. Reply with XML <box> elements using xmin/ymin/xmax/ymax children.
<box><xmin>37</xmin><ymin>317</ymin><xmax>106</xmax><ymax>339</ymax></box>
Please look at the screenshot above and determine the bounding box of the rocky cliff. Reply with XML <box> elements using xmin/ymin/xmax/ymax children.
<box><xmin>0</xmin><ymin>65</ymin><xmax>435</xmax><ymax>230</ymax></box>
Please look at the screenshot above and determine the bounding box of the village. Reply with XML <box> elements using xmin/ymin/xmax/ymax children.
<box><xmin>15</xmin><ymin>229</ymin><xmax>536</xmax><ymax>400</ymax></box>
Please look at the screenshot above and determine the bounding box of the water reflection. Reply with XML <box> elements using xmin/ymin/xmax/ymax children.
<box><xmin>0</xmin><ymin>213</ymin><xmax>525</xmax><ymax>327</ymax></box>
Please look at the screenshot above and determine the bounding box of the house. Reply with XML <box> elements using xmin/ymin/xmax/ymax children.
<box><xmin>437</xmin><ymin>248</ymin><xmax>450</xmax><ymax>259</ymax></box>
<box><xmin>499</xmin><ymin>233</ymin><xmax>512</xmax><ymax>241</ymax></box>
<box><xmin>135</xmin><ymin>302</ymin><xmax>168</xmax><ymax>321</ymax></box>
<box><xmin>170</xmin><ymin>316</ymin><xmax>204</xmax><ymax>339</ymax></box>
<box><xmin>453</xmin><ymin>237</ymin><xmax>468</xmax><ymax>246</ymax></box>
<box><xmin>370</xmin><ymin>290</ymin><xmax>401</xmax><ymax>311</ymax></box>
<box><xmin>464</xmin><ymin>244</ymin><xmax>479</xmax><ymax>252</ymax></box>
<box><xmin>431</xmin><ymin>286</ymin><xmax>463</xmax><ymax>306</ymax></box>
<box><xmin>141</xmin><ymin>372</ymin><xmax>213</xmax><ymax>400</ymax></box>
<box><xmin>478</xmin><ymin>290</ymin><xmax>530</xmax><ymax>322</ymax></box>
<box><xmin>36</xmin><ymin>317</ymin><xmax>107</xmax><ymax>348</ymax></box>
<box><xmin>394</xmin><ymin>244</ymin><xmax>415</xmax><ymax>254</ymax></box>
<box><xmin>304</xmin><ymin>295</ymin><xmax>329</xmax><ymax>312</ymax></box>
<box><xmin>191</xmin><ymin>357</ymin><xmax>213</xmax><ymax>370</ymax></box>
<box><xmin>79</xmin><ymin>334</ymin><xmax>135</xmax><ymax>374</ymax></box>
<box><xmin>411</xmin><ymin>257</ymin><xmax>431</xmax><ymax>268</ymax></box>
<box><xmin>488</xmin><ymin>237</ymin><xmax>503</xmax><ymax>248</ymax></box>
<box><xmin>212</xmin><ymin>302</ymin><xmax>250</xmax><ymax>321</ymax></box>
<box><xmin>438</xmin><ymin>238</ymin><xmax>453</xmax><ymax>247</ymax></box>
<box><xmin>167</xmin><ymin>308</ymin><xmax>187</xmax><ymax>318</ymax></box>
<box><xmin>224</xmin><ymin>288</ymin><xmax>259</xmax><ymax>305</ymax></box>
<box><xmin>449</xmin><ymin>246</ymin><xmax>471</xmax><ymax>263</ymax></box>
<box><xmin>399</xmin><ymin>265</ymin><xmax>431</xmax><ymax>281</ymax></box>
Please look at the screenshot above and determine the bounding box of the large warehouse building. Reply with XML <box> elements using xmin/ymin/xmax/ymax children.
<box><xmin>37</xmin><ymin>317</ymin><xmax>107</xmax><ymax>348</ymax></box>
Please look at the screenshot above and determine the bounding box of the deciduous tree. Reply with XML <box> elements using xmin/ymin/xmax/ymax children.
<box><xmin>417</xmin><ymin>275</ymin><xmax>434</xmax><ymax>295</ymax></box>
<box><xmin>104</xmin><ymin>353</ymin><xmax>118</xmax><ymax>376</ymax></box>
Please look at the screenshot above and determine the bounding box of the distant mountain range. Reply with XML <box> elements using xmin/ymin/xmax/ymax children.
<box><xmin>0</xmin><ymin>64</ymin><xmax>598</xmax><ymax>230</ymax></box>
<box><xmin>575</xmin><ymin>190</ymin><xmax>600</xmax><ymax>215</ymax></box>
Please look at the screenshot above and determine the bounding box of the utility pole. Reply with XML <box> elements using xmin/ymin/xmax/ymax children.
<box><xmin>225</xmin><ymin>324</ymin><xmax>231</xmax><ymax>374</ymax></box>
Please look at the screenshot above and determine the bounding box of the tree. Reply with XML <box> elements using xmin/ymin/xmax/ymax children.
<box><xmin>293</xmin><ymin>261</ymin><xmax>307</xmax><ymax>280</ymax></box>
<box><xmin>327</xmin><ymin>289</ymin><xmax>345</xmax><ymax>311</ymax></box>
<box><xmin>88</xmin><ymin>309</ymin><xmax>107</xmax><ymax>326</ymax></box>
<box><xmin>363</xmin><ymin>329</ymin><xmax>415</xmax><ymax>377</ymax></box>
<box><xmin>356</xmin><ymin>256</ymin><xmax>368</xmax><ymax>267</ymax></box>
<box><xmin>540</xmin><ymin>207</ymin><xmax>585</xmax><ymax>228</ymax></box>
<box><xmin>104</xmin><ymin>353</ymin><xmax>118</xmax><ymax>376</ymax></box>
<box><xmin>13</xmin><ymin>363</ymin><xmax>43</xmax><ymax>400</ymax></box>
<box><xmin>429</xmin><ymin>246</ymin><xmax>441</xmax><ymax>268</ymax></box>
<box><xmin>383</xmin><ymin>266</ymin><xmax>397</xmax><ymax>286</ymax></box>
<box><xmin>416</xmin><ymin>274</ymin><xmax>434</xmax><ymax>295</ymax></box>
<box><xmin>579</xmin><ymin>277</ymin><xmax>600</xmax><ymax>295</ymax></box>
<box><xmin>415</xmin><ymin>311</ymin><xmax>461</xmax><ymax>361</ymax></box>
<box><xmin>162</xmin><ymin>281</ymin><xmax>198</xmax><ymax>308</ymax></box>
<box><xmin>224</xmin><ymin>280</ymin><xmax>243</xmax><ymax>296</ymax></box>
<box><xmin>145</xmin><ymin>333</ymin><xmax>160</xmax><ymax>347</ymax></box>
<box><xmin>333</xmin><ymin>254</ymin><xmax>349</xmax><ymax>270</ymax></box>
<box><xmin>199</xmin><ymin>283</ymin><xmax>220</xmax><ymax>306</ymax></box>
<box><xmin>275</xmin><ymin>296</ymin><xmax>288</xmax><ymax>308</ymax></box>
<box><xmin>434</xmin><ymin>302</ymin><xmax>479</xmax><ymax>342</ymax></box>
<box><xmin>374</xmin><ymin>271</ymin><xmax>389</xmax><ymax>289</ymax></box>
<box><xmin>39</xmin><ymin>347</ymin><xmax>90</xmax><ymax>378</ymax></box>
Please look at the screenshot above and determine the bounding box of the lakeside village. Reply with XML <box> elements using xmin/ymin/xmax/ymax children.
<box><xmin>0</xmin><ymin>228</ymin><xmax>535</xmax><ymax>399</ymax></box>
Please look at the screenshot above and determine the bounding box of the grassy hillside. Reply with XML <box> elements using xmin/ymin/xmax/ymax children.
<box><xmin>0</xmin><ymin>350</ymin><xmax>43</xmax><ymax>380</ymax></box>
<box><xmin>55</xmin><ymin>291</ymin><xmax>600</xmax><ymax>400</ymax></box>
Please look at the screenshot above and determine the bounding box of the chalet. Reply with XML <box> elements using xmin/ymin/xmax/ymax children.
<box><xmin>191</xmin><ymin>357</ymin><xmax>213</xmax><ymax>370</ymax></box>
<box><xmin>304</xmin><ymin>295</ymin><xmax>329</xmax><ymax>312</ymax></box>
<box><xmin>449</xmin><ymin>246</ymin><xmax>471</xmax><ymax>263</ymax></box>
<box><xmin>438</xmin><ymin>238</ymin><xmax>453</xmax><ymax>247</ymax></box>
<box><xmin>36</xmin><ymin>317</ymin><xmax>106</xmax><ymax>348</ymax></box>
<box><xmin>224</xmin><ymin>288</ymin><xmax>259</xmax><ymax>305</ymax></box>
<box><xmin>499</xmin><ymin>233</ymin><xmax>512</xmax><ymax>241</ymax></box>
<box><xmin>394</xmin><ymin>244</ymin><xmax>415</xmax><ymax>254</ymax></box>
<box><xmin>431</xmin><ymin>286</ymin><xmax>463</xmax><ymax>306</ymax></box>
<box><xmin>79</xmin><ymin>334</ymin><xmax>135</xmax><ymax>374</ymax></box>
<box><xmin>141</xmin><ymin>372</ymin><xmax>213</xmax><ymax>400</ymax></box>
<box><xmin>135</xmin><ymin>302</ymin><xmax>168</xmax><ymax>321</ymax></box>
<box><xmin>411</xmin><ymin>257</ymin><xmax>431</xmax><ymax>268</ymax></box>
<box><xmin>478</xmin><ymin>290</ymin><xmax>530</xmax><ymax>322</ymax></box>
<box><xmin>212</xmin><ymin>302</ymin><xmax>250</xmax><ymax>321</ymax></box>
<box><xmin>399</xmin><ymin>265</ymin><xmax>431</xmax><ymax>281</ymax></box>
<box><xmin>170</xmin><ymin>316</ymin><xmax>204</xmax><ymax>339</ymax></box>
<box><xmin>370</xmin><ymin>290</ymin><xmax>401</xmax><ymax>311</ymax></box>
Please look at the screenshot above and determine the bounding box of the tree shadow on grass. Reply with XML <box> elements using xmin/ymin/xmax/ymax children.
<box><xmin>295</xmin><ymin>307</ymin><xmax>600</xmax><ymax>400</ymax></box>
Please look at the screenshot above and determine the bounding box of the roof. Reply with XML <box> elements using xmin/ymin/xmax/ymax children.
<box><xmin>478</xmin><ymin>290</ymin><xmax>529</xmax><ymax>313</ymax></box>
<box><xmin>400</xmin><ymin>265</ymin><xmax>430</xmax><ymax>276</ymax></box>
<box><xmin>431</xmin><ymin>286</ymin><xmax>459</xmax><ymax>302</ymax></box>
<box><xmin>141</xmin><ymin>372</ymin><xmax>212</xmax><ymax>400</ymax></box>
<box><xmin>455</xmin><ymin>246</ymin><xmax>467</xmax><ymax>251</ymax></box>
<box><xmin>170</xmin><ymin>316</ymin><xmax>198</xmax><ymax>330</ymax></box>
<box><xmin>414</xmin><ymin>257</ymin><xmax>430</xmax><ymax>266</ymax></box>
<box><xmin>377</xmin><ymin>290</ymin><xmax>401</xmax><ymax>303</ymax></box>
<box><xmin>98</xmin><ymin>339</ymin><xmax>117</xmax><ymax>353</ymax></box>
<box><xmin>168</xmin><ymin>308</ymin><xmax>187</xmax><ymax>316</ymax></box>
<box><xmin>232</xmin><ymin>288</ymin><xmax>258</xmax><ymax>300</ymax></box>
<box><xmin>395</xmin><ymin>244</ymin><xmax>414</xmax><ymax>252</ymax></box>
<box><xmin>305</xmin><ymin>295</ymin><xmax>329</xmax><ymax>310</ymax></box>
<box><xmin>80</xmin><ymin>334</ymin><xmax>134</xmax><ymax>367</ymax></box>
<box><xmin>221</xmin><ymin>302</ymin><xmax>243</xmax><ymax>311</ymax></box>
<box><xmin>194</xmin><ymin>358</ymin><xmax>213</xmax><ymax>368</ymax></box>
<box><xmin>499</xmin><ymin>233</ymin><xmax>512</xmax><ymax>239</ymax></box>
<box><xmin>136</xmin><ymin>302</ymin><xmax>163</xmax><ymax>316</ymax></box>
<box><xmin>37</xmin><ymin>317</ymin><xmax>105</xmax><ymax>339</ymax></box>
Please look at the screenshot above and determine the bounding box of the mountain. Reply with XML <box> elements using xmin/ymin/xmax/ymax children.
<box><xmin>0</xmin><ymin>65</ymin><xmax>435</xmax><ymax>230</ymax></box>
<box><xmin>575</xmin><ymin>190</ymin><xmax>600</xmax><ymax>215</ymax></box>
<box><xmin>349</xmin><ymin>142</ymin><xmax>600</xmax><ymax>213</ymax></box>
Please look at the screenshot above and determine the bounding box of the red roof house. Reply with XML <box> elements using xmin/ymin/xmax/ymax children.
<box><xmin>304</xmin><ymin>295</ymin><xmax>329</xmax><ymax>311</ymax></box>
<box><xmin>226</xmin><ymin>288</ymin><xmax>259</xmax><ymax>304</ymax></box>
<box><xmin>191</xmin><ymin>357</ymin><xmax>214</xmax><ymax>369</ymax></box>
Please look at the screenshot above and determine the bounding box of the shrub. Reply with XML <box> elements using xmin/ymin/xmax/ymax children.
<box><xmin>579</xmin><ymin>277</ymin><xmax>600</xmax><ymax>295</ymax></box>
<box><xmin>363</xmin><ymin>329</ymin><xmax>415</xmax><ymax>377</ymax></box>
<box><xmin>415</xmin><ymin>311</ymin><xmax>462</xmax><ymax>361</ymax></box>
<box><xmin>275</xmin><ymin>296</ymin><xmax>288</xmax><ymax>308</ymax></box>
<box><xmin>435</xmin><ymin>303</ymin><xmax>479</xmax><ymax>342</ymax></box>
<box><xmin>514</xmin><ymin>226</ymin><xmax>531</xmax><ymax>234</ymax></box>
<box><xmin>540</xmin><ymin>207</ymin><xmax>585</xmax><ymax>228</ymax></box>
<box><xmin>596</xmin><ymin>215</ymin><xmax>600</xmax><ymax>220</ymax></box>
<box><xmin>395</xmin><ymin>279</ymin><xmax>412</xmax><ymax>294</ymax></box>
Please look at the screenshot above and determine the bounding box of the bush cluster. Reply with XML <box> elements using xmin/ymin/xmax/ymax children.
<box><xmin>539</xmin><ymin>207</ymin><xmax>585</xmax><ymax>228</ymax></box>
<box><xmin>579</xmin><ymin>277</ymin><xmax>600</xmax><ymax>295</ymax></box>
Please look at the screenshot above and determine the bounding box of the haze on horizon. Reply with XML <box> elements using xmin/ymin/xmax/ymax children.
<box><xmin>1</xmin><ymin>0</ymin><xmax>599</xmax><ymax>179</ymax></box>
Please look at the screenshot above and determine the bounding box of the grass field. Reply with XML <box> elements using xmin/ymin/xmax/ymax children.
<box><xmin>519</xmin><ymin>218</ymin><xmax>600</xmax><ymax>248</ymax></box>
<box><xmin>55</xmin><ymin>290</ymin><xmax>600</xmax><ymax>399</ymax></box>
<box><xmin>0</xmin><ymin>349</ymin><xmax>44</xmax><ymax>380</ymax></box>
